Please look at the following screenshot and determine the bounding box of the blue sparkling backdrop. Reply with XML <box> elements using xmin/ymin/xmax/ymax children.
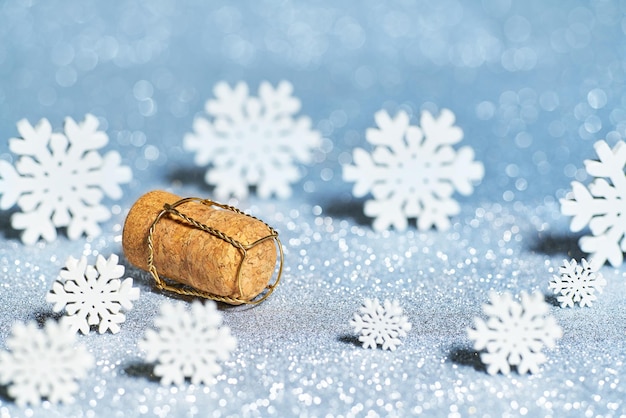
<box><xmin>1</xmin><ymin>0</ymin><xmax>626</xmax><ymax>416</ymax></box>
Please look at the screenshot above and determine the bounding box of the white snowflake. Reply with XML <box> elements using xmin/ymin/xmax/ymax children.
<box><xmin>343</xmin><ymin>108</ymin><xmax>484</xmax><ymax>232</ymax></box>
<box><xmin>561</xmin><ymin>139</ymin><xmax>626</xmax><ymax>267</ymax></box>
<box><xmin>0</xmin><ymin>114</ymin><xmax>132</xmax><ymax>245</ymax></box>
<box><xmin>139</xmin><ymin>300</ymin><xmax>237</xmax><ymax>385</ymax></box>
<box><xmin>183</xmin><ymin>80</ymin><xmax>322</xmax><ymax>200</ymax></box>
<box><xmin>549</xmin><ymin>258</ymin><xmax>606</xmax><ymax>308</ymax></box>
<box><xmin>349</xmin><ymin>298</ymin><xmax>412</xmax><ymax>351</ymax></box>
<box><xmin>467</xmin><ymin>291</ymin><xmax>562</xmax><ymax>375</ymax></box>
<box><xmin>0</xmin><ymin>319</ymin><xmax>93</xmax><ymax>406</ymax></box>
<box><xmin>46</xmin><ymin>254</ymin><xmax>140</xmax><ymax>335</ymax></box>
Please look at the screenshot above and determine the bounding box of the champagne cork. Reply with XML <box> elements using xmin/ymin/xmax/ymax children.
<box><xmin>122</xmin><ymin>190</ymin><xmax>281</xmax><ymax>304</ymax></box>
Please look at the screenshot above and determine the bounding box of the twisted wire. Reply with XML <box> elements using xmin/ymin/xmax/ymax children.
<box><xmin>146</xmin><ymin>197</ymin><xmax>283</xmax><ymax>305</ymax></box>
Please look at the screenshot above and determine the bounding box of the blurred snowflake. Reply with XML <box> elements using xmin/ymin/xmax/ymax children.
<box><xmin>343</xmin><ymin>108</ymin><xmax>484</xmax><ymax>231</ymax></box>
<box><xmin>0</xmin><ymin>319</ymin><xmax>93</xmax><ymax>406</ymax></box>
<box><xmin>349</xmin><ymin>298</ymin><xmax>411</xmax><ymax>351</ymax></box>
<box><xmin>183</xmin><ymin>81</ymin><xmax>321</xmax><ymax>200</ymax></box>
<box><xmin>549</xmin><ymin>258</ymin><xmax>606</xmax><ymax>308</ymax></box>
<box><xmin>139</xmin><ymin>300</ymin><xmax>237</xmax><ymax>385</ymax></box>
<box><xmin>467</xmin><ymin>291</ymin><xmax>562</xmax><ymax>375</ymax></box>
<box><xmin>0</xmin><ymin>115</ymin><xmax>132</xmax><ymax>245</ymax></box>
<box><xmin>47</xmin><ymin>254</ymin><xmax>140</xmax><ymax>334</ymax></box>
<box><xmin>561</xmin><ymin>139</ymin><xmax>626</xmax><ymax>267</ymax></box>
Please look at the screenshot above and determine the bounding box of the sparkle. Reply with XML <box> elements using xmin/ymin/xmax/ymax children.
<box><xmin>2</xmin><ymin>1</ymin><xmax>626</xmax><ymax>416</ymax></box>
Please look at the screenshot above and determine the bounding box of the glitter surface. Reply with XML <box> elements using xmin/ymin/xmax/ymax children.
<box><xmin>1</xmin><ymin>1</ymin><xmax>626</xmax><ymax>416</ymax></box>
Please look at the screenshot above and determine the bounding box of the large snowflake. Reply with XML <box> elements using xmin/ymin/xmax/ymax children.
<box><xmin>0</xmin><ymin>114</ymin><xmax>132</xmax><ymax>245</ymax></box>
<box><xmin>343</xmin><ymin>108</ymin><xmax>484</xmax><ymax>231</ymax></box>
<box><xmin>549</xmin><ymin>258</ymin><xmax>606</xmax><ymax>308</ymax></box>
<box><xmin>561</xmin><ymin>139</ymin><xmax>626</xmax><ymax>267</ymax></box>
<box><xmin>139</xmin><ymin>300</ymin><xmax>237</xmax><ymax>385</ymax></box>
<box><xmin>349</xmin><ymin>298</ymin><xmax>412</xmax><ymax>351</ymax></box>
<box><xmin>0</xmin><ymin>319</ymin><xmax>94</xmax><ymax>406</ymax></box>
<box><xmin>46</xmin><ymin>254</ymin><xmax>140</xmax><ymax>334</ymax></box>
<box><xmin>467</xmin><ymin>291</ymin><xmax>562</xmax><ymax>375</ymax></box>
<box><xmin>183</xmin><ymin>81</ymin><xmax>321</xmax><ymax>200</ymax></box>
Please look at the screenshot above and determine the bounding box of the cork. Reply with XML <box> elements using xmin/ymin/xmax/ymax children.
<box><xmin>122</xmin><ymin>190</ymin><xmax>277</xmax><ymax>302</ymax></box>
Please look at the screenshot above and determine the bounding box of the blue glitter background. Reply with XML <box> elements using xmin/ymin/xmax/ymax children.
<box><xmin>1</xmin><ymin>0</ymin><xmax>626</xmax><ymax>416</ymax></box>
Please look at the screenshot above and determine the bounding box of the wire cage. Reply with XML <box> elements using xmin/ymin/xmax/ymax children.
<box><xmin>145</xmin><ymin>197</ymin><xmax>283</xmax><ymax>305</ymax></box>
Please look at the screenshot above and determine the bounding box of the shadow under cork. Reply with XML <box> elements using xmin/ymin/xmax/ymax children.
<box><xmin>117</xmin><ymin>256</ymin><xmax>159</xmax><ymax>292</ymax></box>
<box><xmin>448</xmin><ymin>347</ymin><xmax>487</xmax><ymax>373</ymax></box>
<box><xmin>118</xmin><ymin>255</ymin><xmax>188</xmax><ymax>299</ymax></box>
<box><xmin>119</xmin><ymin>254</ymin><xmax>259</xmax><ymax>313</ymax></box>
<box><xmin>529</xmin><ymin>232</ymin><xmax>586</xmax><ymax>260</ymax></box>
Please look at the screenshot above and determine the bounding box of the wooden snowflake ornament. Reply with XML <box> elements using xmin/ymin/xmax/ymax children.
<box><xmin>47</xmin><ymin>254</ymin><xmax>140</xmax><ymax>334</ymax></box>
<box><xmin>0</xmin><ymin>115</ymin><xmax>132</xmax><ymax>244</ymax></box>
<box><xmin>561</xmin><ymin>139</ymin><xmax>626</xmax><ymax>267</ymax></box>
<box><xmin>343</xmin><ymin>108</ymin><xmax>484</xmax><ymax>231</ymax></box>
<box><xmin>350</xmin><ymin>298</ymin><xmax>412</xmax><ymax>351</ymax></box>
<box><xmin>0</xmin><ymin>320</ymin><xmax>93</xmax><ymax>406</ymax></box>
<box><xmin>549</xmin><ymin>258</ymin><xmax>606</xmax><ymax>308</ymax></box>
<box><xmin>139</xmin><ymin>300</ymin><xmax>237</xmax><ymax>385</ymax></box>
<box><xmin>183</xmin><ymin>81</ymin><xmax>322</xmax><ymax>199</ymax></box>
<box><xmin>467</xmin><ymin>291</ymin><xmax>562</xmax><ymax>375</ymax></box>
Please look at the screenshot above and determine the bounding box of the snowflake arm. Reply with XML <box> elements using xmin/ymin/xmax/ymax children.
<box><xmin>448</xmin><ymin>146</ymin><xmax>485</xmax><ymax>195</ymax></box>
<box><xmin>343</xmin><ymin>108</ymin><xmax>483</xmax><ymax>232</ymax></box>
<box><xmin>46</xmin><ymin>254</ymin><xmax>140</xmax><ymax>334</ymax></box>
<box><xmin>0</xmin><ymin>115</ymin><xmax>132</xmax><ymax>244</ymax></box>
<box><xmin>364</xmin><ymin>196</ymin><xmax>410</xmax><ymax>231</ymax></box>
<box><xmin>183</xmin><ymin>80</ymin><xmax>321</xmax><ymax>200</ymax></box>
<box><xmin>467</xmin><ymin>291</ymin><xmax>562</xmax><ymax>375</ymax></box>
<box><xmin>561</xmin><ymin>140</ymin><xmax>626</xmax><ymax>267</ymax></box>
<box><xmin>139</xmin><ymin>300</ymin><xmax>237</xmax><ymax>385</ymax></box>
<box><xmin>349</xmin><ymin>298</ymin><xmax>412</xmax><ymax>351</ymax></box>
<box><xmin>549</xmin><ymin>258</ymin><xmax>606</xmax><ymax>308</ymax></box>
<box><xmin>0</xmin><ymin>320</ymin><xmax>93</xmax><ymax>406</ymax></box>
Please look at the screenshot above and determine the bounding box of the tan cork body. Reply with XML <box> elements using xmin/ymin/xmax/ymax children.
<box><xmin>122</xmin><ymin>190</ymin><xmax>276</xmax><ymax>301</ymax></box>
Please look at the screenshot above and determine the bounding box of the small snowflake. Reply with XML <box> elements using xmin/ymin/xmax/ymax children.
<box><xmin>561</xmin><ymin>139</ymin><xmax>626</xmax><ymax>267</ymax></box>
<box><xmin>183</xmin><ymin>80</ymin><xmax>322</xmax><ymax>199</ymax></box>
<box><xmin>0</xmin><ymin>114</ymin><xmax>132</xmax><ymax>245</ymax></box>
<box><xmin>349</xmin><ymin>298</ymin><xmax>412</xmax><ymax>351</ymax></box>
<box><xmin>343</xmin><ymin>108</ymin><xmax>484</xmax><ymax>232</ymax></box>
<box><xmin>467</xmin><ymin>291</ymin><xmax>562</xmax><ymax>375</ymax></box>
<box><xmin>46</xmin><ymin>254</ymin><xmax>140</xmax><ymax>334</ymax></box>
<box><xmin>139</xmin><ymin>300</ymin><xmax>237</xmax><ymax>385</ymax></box>
<box><xmin>549</xmin><ymin>258</ymin><xmax>606</xmax><ymax>308</ymax></box>
<box><xmin>0</xmin><ymin>319</ymin><xmax>94</xmax><ymax>406</ymax></box>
